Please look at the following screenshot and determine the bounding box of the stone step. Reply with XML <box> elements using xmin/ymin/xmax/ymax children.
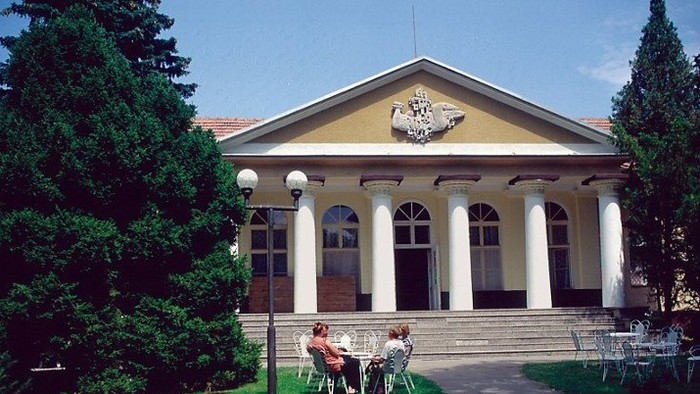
<box><xmin>238</xmin><ymin>307</ymin><xmax>618</xmax><ymax>363</ymax></box>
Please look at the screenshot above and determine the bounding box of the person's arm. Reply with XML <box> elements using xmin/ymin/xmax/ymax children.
<box><xmin>325</xmin><ymin>338</ymin><xmax>342</xmax><ymax>357</ymax></box>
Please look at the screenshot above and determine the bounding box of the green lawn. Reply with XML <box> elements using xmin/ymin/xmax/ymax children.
<box><xmin>522</xmin><ymin>359</ymin><xmax>696</xmax><ymax>393</ymax></box>
<box><xmin>226</xmin><ymin>366</ymin><xmax>445</xmax><ymax>393</ymax></box>
<box><xmin>213</xmin><ymin>358</ymin><xmax>698</xmax><ymax>393</ymax></box>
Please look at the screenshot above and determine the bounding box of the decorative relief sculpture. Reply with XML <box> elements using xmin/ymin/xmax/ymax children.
<box><xmin>391</xmin><ymin>87</ymin><xmax>465</xmax><ymax>143</ymax></box>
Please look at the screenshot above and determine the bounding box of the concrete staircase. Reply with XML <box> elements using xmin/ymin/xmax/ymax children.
<box><xmin>238</xmin><ymin>307</ymin><xmax>619</xmax><ymax>364</ymax></box>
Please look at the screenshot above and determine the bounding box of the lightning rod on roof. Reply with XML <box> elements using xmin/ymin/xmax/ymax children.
<box><xmin>412</xmin><ymin>4</ymin><xmax>418</xmax><ymax>58</ymax></box>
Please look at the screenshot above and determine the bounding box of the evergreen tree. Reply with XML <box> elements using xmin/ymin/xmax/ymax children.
<box><xmin>0</xmin><ymin>5</ymin><xmax>259</xmax><ymax>392</ymax></box>
<box><xmin>611</xmin><ymin>0</ymin><xmax>699</xmax><ymax>315</ymax></box>
<box><xmin>1</xmin><ymin>0</ymin><xmax>195</xmax><ymax>98</ymax></box>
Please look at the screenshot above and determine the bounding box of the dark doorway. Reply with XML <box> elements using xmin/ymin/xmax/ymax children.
<box><xmin>395</xmin><ymin>248</ymin><xmax>430</xmax><ymax>310</ymax></box>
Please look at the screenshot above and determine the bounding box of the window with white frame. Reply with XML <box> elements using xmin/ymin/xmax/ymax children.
<box><xmin>322</xmin><ymin>205</ymin><xmax>360</xmax><ymax>290</ymax></box>
<box><xmin>394</xmin><ymin>201</ymin><xmax>431</xmax><ymax>246</ymax></box>
<box><xmin>469</xmin><ymin>203</ymin><xmax>503</xmax><ymax>290</ymax></box>
<box><xmin>250</xmin><ymin>209</ymin><xmax>288</xmax><ymax>277</ymax></box>
<box><xmin>546</xmin><ymin>202</ymin><xmax>571</xmax><ymax>289</ymax></box>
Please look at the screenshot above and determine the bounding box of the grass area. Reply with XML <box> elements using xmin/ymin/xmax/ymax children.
<box><xmin>522</xmin><ymin>359</ymin><xmax>696</xmax><ymax>394</ymax></box>
<box><xmin>227</xmin><ymin>366</ymin><xmax>445</xmax><ymax>393</ymax></box>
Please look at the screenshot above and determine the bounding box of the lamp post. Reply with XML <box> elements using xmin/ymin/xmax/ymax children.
<box><xmin>236</xmin><ymin>168</ymin><xmax>307</xmax><ymax>394</ymax></box>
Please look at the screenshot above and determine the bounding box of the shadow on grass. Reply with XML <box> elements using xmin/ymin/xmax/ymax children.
<box><xmin>522</xmin><ymin>359</ymin><xmax>696</xmax><ymax>394</ymax></box>
<box><xmin>225</xmin><ymin>366</ymin><xmax>444</xmax><ymax>393</ymax></box>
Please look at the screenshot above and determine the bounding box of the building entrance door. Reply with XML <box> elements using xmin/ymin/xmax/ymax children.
<box><xmin>395</xmin><ymin>248</ymin><xmax>430</xmax><ymax>310</ymax></box>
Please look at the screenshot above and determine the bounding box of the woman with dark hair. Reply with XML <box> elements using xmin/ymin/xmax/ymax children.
<box><xmin>307</xmin><ymin>321</ymin><xmax>362</xmax><ymax>393</ymax></box>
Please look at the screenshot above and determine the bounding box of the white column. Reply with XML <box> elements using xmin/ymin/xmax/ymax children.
<box><xmin>590</xmin><ymin>179</ymin><xmax>626</xmax><ymax>308</ymax></box>
<box><xmin>364</xmin><ymin>180</ymin><xmax>399</xmax><ymax>312</ymax></box>
<box><xmin>293</xmin><ymin>181</ymin><xmax>321</xmax><ymax>313</ymax></box>
<box><xmin>439</xmin><ymin>180</ymin><xmax>476</xmax><ymax>310</ymax></box>
<box><xmin>515</xmin><ymin>180</ymin><xmax>553</xmax><ymax>309</ymax></box>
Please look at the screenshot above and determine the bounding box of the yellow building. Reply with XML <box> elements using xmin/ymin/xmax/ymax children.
<box><xmin>208</xmin><ymin>57</ymin><xmax>648</xmax><ymax>313</ymax></box>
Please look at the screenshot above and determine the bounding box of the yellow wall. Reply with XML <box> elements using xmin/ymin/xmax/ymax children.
<box><xmin>238</xmin><ymin>186</ymin><xmax>605</xmax><ymax>296</ymax></box>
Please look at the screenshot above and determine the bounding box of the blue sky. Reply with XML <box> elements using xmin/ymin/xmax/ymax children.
<box><xmin>2</xmin><ymin>1</ymin><xmax>699</xmax><ymax>119</ymax></box>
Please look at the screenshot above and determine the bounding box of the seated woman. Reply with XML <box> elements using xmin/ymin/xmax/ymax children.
<box><xmin>372</xmin><ymin>326</ymin><xmax>405</xmax><ymax>363</ymax></box>
<box><xmin>307</xmin><ymin>321</ymin><xmax>362</xmax><ymax>394</ymax></box>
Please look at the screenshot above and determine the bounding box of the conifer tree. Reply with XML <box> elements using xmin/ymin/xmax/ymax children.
<box><xmin>611</xmin><ymin>0</ymin><xmax>699</xmax><ymax>315</ymax></box>
<box><xmin>0</xmin><ymin>5</ymin><xmax>259</xmax><ymax>392</ymax></box>
<box><xmin>1</xmin><ymin>0</ymin><xmax>195</xmax><ymax>98</ymax></box>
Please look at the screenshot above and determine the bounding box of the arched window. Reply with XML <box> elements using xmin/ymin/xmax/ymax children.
<box><xmin>394</xmin><ymin>201</ymin><xmax>431</xmax><ymax>246</ymax></box>
<box><xmin>546</xmin><ymin>202</ymin><xmax>571</xmax><ymax>289</ymax></box>
<box><xmin>469</xmin><ymin>203</ymin><xmax>503</xmax><ymax>290</ymax></box>
<box><xmin>322</xmin><ymin>205</ymin><xmax>360</xmax><ymax>290</ymax></box>
<box><xmin>250</xmin><ymin>209</ymin><xmax>288</xmax><ymax>277</ymax></box>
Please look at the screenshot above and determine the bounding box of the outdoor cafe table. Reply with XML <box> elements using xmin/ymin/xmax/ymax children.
<box><xmin>607</xmin><ymin>332</ymin><xmax>642</xmax><ymax>350</ymax></box>
<box><xmin>608</xmin><ymin>332</ymin><xmax>641</xmax><ymax>342</ymax></box>
<box><xmin>347</xmin><ymin>351</ymin><xmax>373</xmax><ymax>394</ymax></box>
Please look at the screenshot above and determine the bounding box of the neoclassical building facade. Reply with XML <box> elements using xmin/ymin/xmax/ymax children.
<box><xmin>207</xmin><ymin>57</ymin><xmax>648</xmax><ymax>313</ymax></box>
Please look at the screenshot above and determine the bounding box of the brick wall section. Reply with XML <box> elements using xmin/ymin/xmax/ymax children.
<box><xmin>317</xmin><ymin>276</ymin><xmax>356</xmax><ymax>312</ymax></box>
<box><xmin>246</xmin><ymin>276</ymin><xmax>356</xmax><ymax>313</ymax></box>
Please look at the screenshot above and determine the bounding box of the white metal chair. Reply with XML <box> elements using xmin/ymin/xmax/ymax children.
<box><xmin>656</xmin><ymin>328</ymin><xmax>681</xmax><ymax>381</ymax></box>
<box><xmin>629</xmin><ymin>320</ymin><xmax>646</xmax><ymax>344</ymax></box>
<box><xmin>594</xmin><ymin>330</ymin><xmax>622</xmax><ymax>381</ymax></box>
<box><xmin>373</xmin><ymin>330</ymin><xmax>383</xmax><ymax>343</ymax></box>
<box><xmin>399</xmin><ymin>341</ymin><xmax>416</xmax><ymax>391</ymax></box>
<box><xmin>308</xmin><ymin>347</ymin><xmax>348</xmax><ymax>393</ymax></box>
<box><xmin>363</xmin><ymin>330</ymin><xmax>379</xmax><ymax>354</ymax></box>
<box><xmin>371</xmin><ymin>347</ymin><xmax>411</xmax><ymax>394</ymax></box>
<box><xmin>570</xmin><ymin>329</ymin><xmax>595</xmax><ymax>368</ymax></box>
<box><xmin>687</xmin><ymin>345</ymin><xmax>700</xmax><ymax>383</ymax></box>
<box><xmin>620</xmin><ymin>341</ymin><xmax>655</xmax><ymax>384</ymax></box>
<box><xmin>334</xmin><ymin>330</ymin><xmax>356</xmax><ymax>352</ymax></box>
<box><xmin>293</xmin><ymin>330</ymin><xmax>313</xmax><ymax>378</ymax></box>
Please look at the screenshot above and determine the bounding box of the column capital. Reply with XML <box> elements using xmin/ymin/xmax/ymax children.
<box><xmin>302</xmin><ymin>180</ymin><xmax>324</xmax><ymax>197</ymax></box>
<box><xmin>582</xmin><ymin>173</ymin><xmax>628</xmax><ymax>197</ymax></box>
<box><xmin>363</xmin><ymin>180</ymin><xmax>400</xmax><ymax>196</ymax></box>
<box><xmin>435</xmin><ymin>174</ymin><xmax>481</xmax><ymax>195</ymax></box>
<box><xmin>509</xmin><ymin>174</ymin><xmax>559</xmax><ymax>195</ymax></box>
<box><xmin>438</xmin><ymin>179</ymin><xmax>478</xmax><ymax>195</ymax></box>
<box><xmin>360</xmin><ymin>175</ymin><xmax>403</xmax><ymax>197</ymax></box>
<box><xmin>588</xmin><ymin>179</ymin><xmax>626</xmax><ymax>196</ymax></box>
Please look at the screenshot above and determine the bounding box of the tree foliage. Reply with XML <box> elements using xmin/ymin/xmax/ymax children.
<box><xmin>1</xmin><ymin>0</ymin><xmax>195</xmax><ymax>98</ymax></box>
<box><xmin>0</xmin><ymin>5</ymin><xmax>259</xmax><ymax>392</ymax></box>
<box><xmin>611</xmin><ymin>0</ymin><xmax>700</xmax><ymax>315</ymax></box>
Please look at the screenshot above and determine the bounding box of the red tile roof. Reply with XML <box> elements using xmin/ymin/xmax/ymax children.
<box><xmin>193</xmin><ymin>117</ymin><xmax>264</xmax><ymax>139</ymax></box>
<box><xmin>193</xmin><ymin>116</ymin><xmax>613</xmax><ymax>139</ymax></box>
<box><xmin>579</xmin><ymin>117</ymin><xmax>612</xmax><ymax>131</ymax></box>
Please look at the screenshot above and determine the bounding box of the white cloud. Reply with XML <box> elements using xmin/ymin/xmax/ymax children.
<box><xmin>578</xmin><ymin>45</ymin><xmax>636</xmax><ymax>87</ymax></box>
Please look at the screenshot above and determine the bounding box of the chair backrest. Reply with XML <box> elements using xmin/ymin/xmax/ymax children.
<box><xmin>293</xmin><ymin>331</ymin><xmax>305</xmax><ymax>356</ymax></box>
<box><xmin>333</xmin><ymin>331</ymin><xmax>346</xmax><ymax>343</ymax></box>
<box><xmin>383</xmin><ymin>347</ymin><xmax>405</xmax><ymax>374</ymax></box>
<box><xmin>363</xmin><ymin>330</ymin><xmax>378</xmax><ymax>353</ymax></box>
<box><xmin>346</xmin><ymin>330</ymin><xmax>357</xmax><ymax>349</ymax></box>
<box><xmin>337</xmin><ymin>331</ymin><xmax>355</xmax><ymax>352</ymax></box>
<box><xmin>404</xmin><ymin>342</ymin><xmax>414</xmax><ymax>358</ymax></box>
<box><xmin>300</xmin><ymin>332</ymin><xmax>312</xmax><ymax>357</ymax></box>
<box><xmin>690</xmin><ymin>345</ymin><xmax>700</xmax><ymax>357</ymax></box>
<box><xmin>593</xmin><ymin>331</ymin><xmax>617</xmax><ymax>359</ymax></box>
<box><xmin>630</xmin><ymin>320</ymin><xmax>645</xmax><ymax>336</ymax></box>
<box><xmin>401</xmin><ymin>343</ymin><xmax>413</xmax><ymax>372</ymax></box>
<box><xmin>570</xmin><ymin>329</ymin><xmax>582</xmax><ymax>351</ymax></box>
<box><xmin>308</xmin><ymin>347</ymin><xmax>330</xmax><ymax>374</ymax></box>
<box><xmin>621</xmin><ymin>341</ymin><xmax>636</xmax><ymax>363</ymax></box>
<box><xmin>373</xmin><ymin>330</ymin><xmax>383</xmax><ymax>342</ymax></box>
<box><xmin>662</xmin><ymin>329</ymin><xmax>679</xmax><ymax>345</ymax></box>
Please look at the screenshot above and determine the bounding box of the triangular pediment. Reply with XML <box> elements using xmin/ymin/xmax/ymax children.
<box><xmin>219</xmin><ymin>57</ymin><xmax>617</xmax><ymax>157</ymax></box>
